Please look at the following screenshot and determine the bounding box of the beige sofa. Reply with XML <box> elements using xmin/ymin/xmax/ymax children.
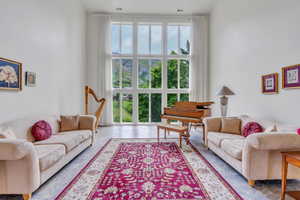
<box><xmin>0</xmin><ymin>115</ymin><xmax>96</xmax><ymax>200</ymax></box>
<box><xmin>203</xmin><ymin>116</ymin><xmax>300</xmax><ymax>186</ymax></box>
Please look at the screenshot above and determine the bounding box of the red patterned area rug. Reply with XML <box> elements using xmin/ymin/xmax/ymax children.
<box><xmin>56</xmin><ymin>138</ymin><xmax>243</xmax><ymax>200</ymax></box>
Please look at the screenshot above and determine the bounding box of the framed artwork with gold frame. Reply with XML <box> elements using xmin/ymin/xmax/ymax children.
<box><xmin>282</xmin><ymin>64</ymin><xmax>300</xmax><ymax>89</ymax></box>
<box><xmin>0</xmin><ymin>57</ymin><xmax>22</xmax><ymax>91</ymax></box>
<box><xmin>262</xmin><ymin>73</ymin><xmax>278</xmax><ymax>94</ymax></box>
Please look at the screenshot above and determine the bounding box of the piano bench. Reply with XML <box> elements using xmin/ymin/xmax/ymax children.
<box><xmin>157</xmin><ymin>123</ymin><xmax>189</xmax><ymax>148</ymax></box>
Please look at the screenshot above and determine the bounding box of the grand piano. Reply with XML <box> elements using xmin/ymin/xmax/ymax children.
<box><xmin>161</xmin><ymin>101</ymin><xmax>214</xmax><ymax>141</ymax></box>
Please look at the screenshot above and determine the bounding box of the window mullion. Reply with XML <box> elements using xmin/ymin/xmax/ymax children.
<box><xmin>178</xmin><ymin>25</ymin><xmax>181</xmax><ymax>55</ymax></box>
<box><xmin>162</xmin><ymin>22</ymin><xmax>168</xmax><ymax>113</ymax></box>
<box><xmin>132</xmin><ymin>21</ymin><xmax>138</xmax><ymax>124</ymax></box>
<box><xmin>149</xmin><ymin>25</ymin><xmax>152</xmax><ymax>55</ymax></box>
<box><xmin>178</xmin><ymin>59</ymin><xmax>180</xmax><ymax>89</ymax></box>
<box><xmin>119</xmin><ymin>24</ymin><xmax>122</xmax><ymax>55</ymax></box>
<box><xmin>120</xmin><ymin>92</ymin><xmax>123</xmax><ymax>123</ymax></box>
<box><xmin>149</xmin><ymin>93</ymin><xmax>151</xmax><ymax>122</ymax></box>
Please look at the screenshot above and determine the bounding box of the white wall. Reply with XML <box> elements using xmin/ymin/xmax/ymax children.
<box><xmin>209</xmin><ymin>0</ymin><xmax>300</xmax><ymax>124</ymax></box>
<box><xmin>0</xmin><ymin>0</ymin><xmax>86</xmax><ymax>123</ymax></box>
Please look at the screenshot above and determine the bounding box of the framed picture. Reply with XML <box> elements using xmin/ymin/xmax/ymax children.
<box><xmin>25</xmin><ymin>72</ymin><xmax>36</xmax><ymax>87</ymax></box>
<box><xmin>282</xmin><ymin>64</ymin><xmax>300</xmax><ymax>89</ymax></box>
<box><xmin>262</xmin><ymin>73</ymin><xmax>278</xmax><ymax>94</ymax></box>
<box><xmin>0</xmin><ymin>57</ymin><xmax>22</xmax><ymax>91</ymax></box>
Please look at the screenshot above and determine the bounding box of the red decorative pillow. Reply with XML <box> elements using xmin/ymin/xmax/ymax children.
<box><xmin>242</xmin><ymin>122</ymin><xmax>263</xmax><ymax>137</ymax></box>
<box><xmin>31</xmin><ymin>120</ymin><xmax>52</xmax><ymax>141</ymax></box>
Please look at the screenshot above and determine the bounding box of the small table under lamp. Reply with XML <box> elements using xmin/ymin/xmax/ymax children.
<box><xmin>217</xmin><ymin>86</ymin><xmax>235</xmax><ymax>117</ymax></box>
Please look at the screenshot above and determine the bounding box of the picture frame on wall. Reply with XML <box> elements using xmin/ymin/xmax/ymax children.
<box><xmin>25</xmin><ymin>72</ymin><xmax>37</xmax><ymax>87</ymax></box>
<box><xmin>282</xmin><ymin>64</ymin><xmax>300</xmax><ymax>89</ymax></box>
<box><xmin>262</xmin><ymin>73</ymin><xmax>278</xmax><ymax>94</ymax></box>
<box><xmin>0</xmin><ymin>57</ymin><xmax>22</xmax><ymax>91</ymax></box>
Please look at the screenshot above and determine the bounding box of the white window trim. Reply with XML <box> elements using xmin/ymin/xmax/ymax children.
<box><xmin>112</xmin><ymin>21</ymin><xmax>191</xmax><ymax>124</ymax></box>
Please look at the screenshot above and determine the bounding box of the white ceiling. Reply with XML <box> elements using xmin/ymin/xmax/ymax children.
<box><xmin>82</xmin><ymin>0</ymin><xmax>217</xmax><ymax>15</ymax></box>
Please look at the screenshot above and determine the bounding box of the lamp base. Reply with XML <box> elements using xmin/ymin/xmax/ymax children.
<box><xmin>220</xmin><ymin>96</ymin><xmax>228</xmax><ymax>117</ymax></box>
<box><xmin>221</xmin><ymin>105</ymin><xmax>227</xmax><ymax>117</ymax></box>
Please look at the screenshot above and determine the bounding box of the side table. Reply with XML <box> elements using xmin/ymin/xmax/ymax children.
<box><xmin>281</xmin><ymin>151</ymin><xmax>300</xmax><ymax>200</ymax></box>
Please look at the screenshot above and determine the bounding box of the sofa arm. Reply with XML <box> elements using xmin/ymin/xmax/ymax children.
<box><xmin>203</xmin><ymin>117</ymin><xmax>222</xmax><ymax>146</ymax></box>
<box><xmin>0</xmin><ymin>139</ymin><xmax>35</xmax><ymax>160</ymax></box>
<box><xmin>0</xmin><ymin>139</ymin><xmax>40</xmax><ymax>194</ymax></box>
<box><xmin>79</xmin><ymin>115</ymin><xmax>97</xmax><ymax>131</ymax></box>
<box><xmin>247</xmin><ymin>132</ymin><xmax>300</xmax><ymax>150</ymax></box>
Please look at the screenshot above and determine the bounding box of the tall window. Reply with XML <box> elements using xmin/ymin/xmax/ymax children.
<box><xmin>112</xmin><ymin>22</ymin><xmax>191</xmax><ymax>123</ymax></box>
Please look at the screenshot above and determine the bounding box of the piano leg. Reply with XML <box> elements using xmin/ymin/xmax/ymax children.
<box><xmin>179</xmin><ymin>134</ymin><xmax>182</xmax><ymax>148</ymax></box>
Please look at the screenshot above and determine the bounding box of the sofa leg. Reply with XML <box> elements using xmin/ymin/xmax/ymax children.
<box><xmin>22</xmin><ymin>194</ymin><xmax>32</xmax><ymax>200</ymax></box>
<box><xmin>248</xmin><ymin>180</ymin><xmax>255</xmax><ymax>187</ymax></box>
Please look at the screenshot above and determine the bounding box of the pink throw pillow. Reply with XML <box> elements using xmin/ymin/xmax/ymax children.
<box><xmin>31</xmin><ymin>120</ymin><xmax>52</xmax><ymax>141</ymax></box>
<box><xmin>242</xmin><ymin>122</ymin><xmax>263</xmax><ymax>137</ymax></box>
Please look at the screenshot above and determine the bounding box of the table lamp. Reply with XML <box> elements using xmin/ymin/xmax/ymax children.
<box><xmin>217</xmin><ymin>86</ymin><xmax>235</xmax><ymax>117</ymax></box>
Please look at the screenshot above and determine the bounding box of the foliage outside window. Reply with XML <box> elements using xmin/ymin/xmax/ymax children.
<box><xmin>112</xmin><ymin>22</ymin><xmax>191</xmax><ymax>123</ymax></box>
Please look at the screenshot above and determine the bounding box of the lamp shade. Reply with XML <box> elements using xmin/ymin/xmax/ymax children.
<box><xmin>217</xmin><ymin>86</ymin><xmax>235</xmax><ymax>96</ymax></box>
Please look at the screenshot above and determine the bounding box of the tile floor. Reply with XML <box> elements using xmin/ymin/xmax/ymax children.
<box><xmin>1</xmin><ymin>126</ymin><xmax>299</xmax><ymax>200</ymax></box>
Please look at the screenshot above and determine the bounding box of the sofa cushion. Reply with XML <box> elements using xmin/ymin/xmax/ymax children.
<box><xmin>0</xmin><ymin>115</ymin><xmax>60</xmax><ymax>142</ymax></box>
<box><xmin>60</xmin><ymin>115</ymin><xmax>80</xmax><ymax>132</ymax></box>
<box><xmin>221</xmin><ymin>118</ymin><xmax>241</xmax><ymax>135</ymax></box>
<box><xmin>221</xmin><ymin>139</ymin><xmax>245</xmax><ymax>160</ymax></box>
<box><xmin>34</xmin><ymin>130</ymin><xmax>91</xmax><ymax>152</ymax></box>
<box><xmin>31</xmin><ymin>120</ymin><xmax>52</xmax><ymax>141</ymax></box>
<box><xmin>35</xmin><ymin>144</ymin><xmax>65</xmax><ymax>171</ymax></box>
<box><xmin>240</xmin><ymin>115</ymin><xmax>276</xmax><ymax>133</ymax></box>
<box><xmin>207</xmin><ymin>131</ymin><xmax>245</xmax><ymax>147</ymax></box>
<box><xmin>0</xmin><ymin>128</ymin><xmax>16</xmax><ymax>139</ymax></box>
<box><xmin>242</xmin><ymin>122</ymin><xmax>263</xmax><ymax>137</ymax></box>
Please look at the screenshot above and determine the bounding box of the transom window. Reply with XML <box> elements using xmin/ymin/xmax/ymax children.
<box><xmin>112</xmin><ymin>22</ymin><xmax>191</xmax><ymax>123</ymax></box>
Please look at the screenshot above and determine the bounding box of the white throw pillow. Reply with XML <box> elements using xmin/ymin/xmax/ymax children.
<box><xmin>276</xmin><ymin>124</ymin><xmax>299</xmax><ymax>133</ymax></box>
<box><xmin>238</xmin><ymin>115</ymin><xmax>276</xmax><ymax>132</ymax></box>
<box><xmin>0</xmin><ymin>128</ymin><xmax>16</xmax><ymax>139</ymax></box>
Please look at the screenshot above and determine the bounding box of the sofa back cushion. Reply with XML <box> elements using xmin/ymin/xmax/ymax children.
<box><xmin>60</xmin><ymin>115</ymin><xmax>80</xmax><ymax>132</ymax></box>
<box><xmin>205</xmin><ymin>117</ymin><xmax>222</xmax><ymax>132</ymax></box>
<box><xmin>276</xmin><ymin>124</ymin><xmax>299</xmax><ymax>133</ymax></box>
<box><xmin>0</xmin><ymin>115</ymin><xmax>60</xmax><ymax>142</ymax></box>
<box><xmin>221</xmin><ymin>118</ymin><xmax>241</xmax><ymax>135</ymax></box>
<box><xmin>0</xmin><ymin>128</ymin><xmax>16</xmax><ymax>139</ymax></box>
<box><xmin>239</xmin><ymin>115</ymin><xmax>276</xmax><ymax>132</ymax></box>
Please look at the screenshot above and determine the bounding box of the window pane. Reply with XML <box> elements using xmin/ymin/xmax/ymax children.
<box><xmin>139</xmin><ymin>94</ymin><xmax>149</xmax><ymax>122</ymax></box>
<box><xmin>167</xmin><ymin>25</ymin><xmax>178</xmax><ymax>55</ymax></box>
<box><xmin>151</xmin><ymin>25</ymin><xmax>162</xmax><ymax>55</ymax></box>
<box><xmin>113</xmin><ymin>93</ymin><xmax>120</xmax><ymax>122</ymax></box>
<box><xmin>180</xmin><ymin>93</ymin><xmax>189</xmax><ymax>101</ymax></box>
<box><xmin>122</xmin><ymin>94</ymin><xmax>133</xmax><ymax>122</ymax></box>
<box><xmin>167</xmin><ymin>94</ymin><xmax>178</xmax><ymax>107</ymax></box>
<box><xmin>121</xmin><ymin>25</ymin><xmax>133</xmax><ymax>54</ymax></box>
<box><xmin>112</xmin><ymin>59</ymin><xmax>120</xmax><ymax>88</ymax></box>
<box><xmin>112</xmin><ymin>24</ymin><xmax>120</xmax><ymax>54</ymax></box>
<box><xmin>122</xmin><ymin>59</ymin><xmax>133</xmax><ymax>88</ymax></box>
<box><xmin>138</xmin><ymin>25</ymin><xmax>149</xmax><ymax>54</ymax></box>
<box><xmin>151</xmin><ymin>94</ymin><xmax>161</xmax><ymax>122</ymax></box>
<box><xmin>168</xmin><ymin>59</ymin><xmax>178</xmax><ymax>89</ymax></box>
<box><xmin>138</xmin><ymin>59</ymin><xmax>150</xmax><ymax>88</ymax></box>
<box><xmin>180</xmin><ymin>60</ymin><xmax>189</xmax><ymax>88</ymax></box>
<box><xmin>151</xmin><ymin>59</ymin><xmax>162</xmax><ymax>88</ymax></box>
<box><xmin>180</xmin><ymin>26</ymin><xmax>191</xmax><ymax>55</ymax></box>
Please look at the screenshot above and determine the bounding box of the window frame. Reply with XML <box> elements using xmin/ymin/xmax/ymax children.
<box><xmin>112</xmin><ymin>21</ymin><xmax>191</xmax><ymax>124</ymax></box>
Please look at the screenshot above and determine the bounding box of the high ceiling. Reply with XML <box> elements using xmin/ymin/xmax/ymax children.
<box><xmin>82</xmin><ymin>0</ymin><xmax>217</xmax><ymax>14</ymax></box>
